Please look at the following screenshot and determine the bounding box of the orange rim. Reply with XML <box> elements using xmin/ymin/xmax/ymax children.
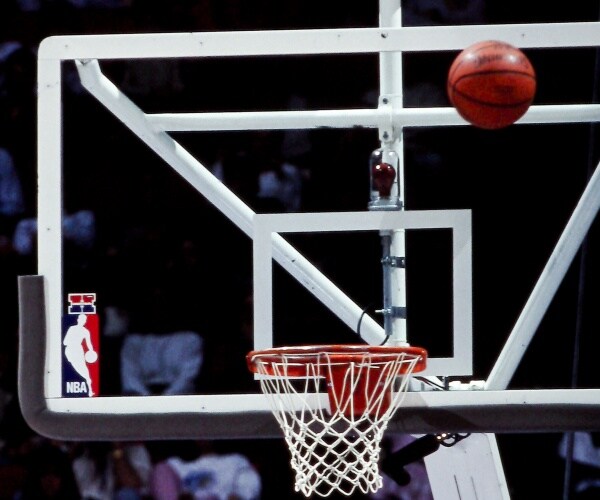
<box><xmin>247</xmin><ymin>344</ymin><xmax>427</xmax><ymax>377</ymax></box>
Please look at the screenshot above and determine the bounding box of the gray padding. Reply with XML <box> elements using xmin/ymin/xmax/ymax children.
<box><xmin>17</xmin><ymin>275</ymin><xmax>281</xmax><ymax>440</ymax></box>
<box><xmin>388</xmin><ymin>403</ymin><xmax>600</xmax><ymax>434</ymax></box>
<box><xmin>17</xmin><ymin>275</ymin><xmax>600</xmax><ymax>440</ymax></box>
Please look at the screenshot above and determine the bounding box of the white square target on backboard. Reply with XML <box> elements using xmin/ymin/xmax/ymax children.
<box><xmin>253</xmin><ymin>209</ymin><xmax>472</xmax><ymax>376</ymax></box>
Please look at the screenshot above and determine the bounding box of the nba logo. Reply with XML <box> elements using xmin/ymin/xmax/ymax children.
<box><xmin>62</xmin><ymin>294</ymin><xmax>100</xmax><ymax>397</ymax></box>
<box><xmin>67</xmin><ymin>293</ymin><xmax>97</xmax><ymax>314</ymax></box>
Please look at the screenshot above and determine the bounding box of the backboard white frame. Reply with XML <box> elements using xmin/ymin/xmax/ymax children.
<box><xmin>27</xmin><ymin>15</ymin><xmax>600</xmax><ymax>429</ymax></box>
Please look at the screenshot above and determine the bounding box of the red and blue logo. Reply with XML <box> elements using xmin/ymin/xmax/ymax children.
<box><xmin>62</xmin><ymin>293</ymin><xmax>100</xmax><ymax>397</ymax></box>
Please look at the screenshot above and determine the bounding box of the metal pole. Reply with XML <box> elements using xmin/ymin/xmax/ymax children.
<box><xmin>379</xmin><ymin>0</ymin><xmax>407</xmax><ymax>345</ymax></box>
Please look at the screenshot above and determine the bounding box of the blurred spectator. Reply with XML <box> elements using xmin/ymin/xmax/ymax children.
<box><xmin>0</xmin><ymin>42</ymin><xmax>35</xmax><ymax>128</ymax></box>
<box><xmin>12</xmin><ymin>209</ymin><xmax>95</xmax><ymax>256</ymax></box>
<box><xmin>0</xmin><ymin>145</ymin><xmax>25</xmax><ymax>222</ymax></box>
<box><xmin>253</xmin><ymin>132</ymin><xmax>304</xmax><ymax>212</ymax></box>
<box><xmin>402</xmin><ymin>0</ymin><xmax>486</xmax><ymax>26</ymax></box>
<box><xmin>68</xmin><ymin>0</ymin><xmax>132</xmax><ymax>8</ymax></box>
<box><xmin>14</xmin><ymin>0</ymin><xmax>40</xmax><ymax>12</ymax></box>
<box><xmin>210</xmin><ymin>146</ymin><xmax>260</xmax><ymax>207</ymax></box>
<box><xmin>71</xmin><ymin>441</ymin><xmax>152</xmax><ymax>500</ymax></box>
<box><xmin>150</xmin><ymin>440</ymin><xmax>261</xmax><ymax>500</ymax></box>
<box><xmin>0</xmin><ymin>119</ymin><xmax>26</xmax><ymax>251</ymax></box>
<box><xmin>211</xmin><ymin>132</ymin><xmax>307</xmax><ymax>213</ymax></box>
<box><xmin>16</xmin><ymin>439</ymin><xmax>81</xmax><ymax>500</ymax></box>
<box><xmin>257</xmin><ymin>159</ymin><xmax>304</xmax><ymax>212</ymax></box>
<box><xmin>120</xmin><ymin>331</ymin><xmax>203</xmax><ymax>396</ymax></box>
<box><xmin>11</xmin><ymin>216</ymin><xmax>35</xmax><ymax>255</ymax></box>
<box><xmin>559</xmin><ymin>432</ymin><xmax>600</xmax><ymax>499</ymax></box>
<box><xmin>16</xmin><ymin>0</ymin><xmax>131</xmax><ymax>11</ymax></box>
<box><xmin>0</xmin><ymin>42</ymin><xmax>25</xmax><ymax>95</ymax></box>
<box><xmin>117</xmin><ymin>225</ymin><xmax>206</xmax><ymax>396</ymax></box>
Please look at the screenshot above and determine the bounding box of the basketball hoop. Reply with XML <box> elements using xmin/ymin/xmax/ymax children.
<box><xmin>247</xmin><ymin>344</ymin><xmax>427</xmax><ymax>497</ymax></box>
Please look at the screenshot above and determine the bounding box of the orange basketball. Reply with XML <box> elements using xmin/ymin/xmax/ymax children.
<box><xmin>447</xmin><ymin>41</ymin><xmax>536</xmax><ymax>129</ymax></box>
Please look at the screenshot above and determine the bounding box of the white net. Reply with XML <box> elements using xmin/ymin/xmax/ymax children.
<box><xmin>249</xmin><ymin>346</ymin><xmax>426</xmax><ymax>497</ymax></box>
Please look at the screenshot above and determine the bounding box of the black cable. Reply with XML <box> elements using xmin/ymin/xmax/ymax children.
<box><xmin>436</xmin><ymin>432</ymin><xmax>471</xmax><ymax>447</ymax></box>
<box><xmin>379</xmin><ymin>334</ymin><xmax>391</xmax><ymax>346</ymax></box>
<box><xmin>356</xmin><ymin>303</ymin><xmax>372</xmax><ymax>339</ymax></box>
<box><xmin>356</xmin><ymin>303</ymin><xmax>390</xmax><ymax>345</ymax></box>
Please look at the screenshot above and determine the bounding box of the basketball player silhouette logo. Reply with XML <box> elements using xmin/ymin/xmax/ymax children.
<box><xmin>63</xmin><ymin>313</ymin><xmax>97</xmax><ymax>397</ymax></box>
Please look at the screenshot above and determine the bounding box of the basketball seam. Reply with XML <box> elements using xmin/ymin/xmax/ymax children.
<box><xmin>450</xmin><ymin>68</ymin><xmax>535</xmax><ymax>107</ymax></box>
<box><xmin>448</xmin><ymin>41</ymin><xmax>512</xmax><ymax>81</ymax></box>
<box><xmin>469</xmin><ymin>41</ymin><xmax>514</xmax><ymax>55</ymax></box>
<box><xmin>452</xmin><ymin>69</ymin><xmax>536</xmax><ymax>83</ymax></box>
<box><xmin>448</xmin><ymin>42</ymin><xmax>531</xmax><ymax>83</ymax></box>
<box><xmin>451</xmin><ymin>89</ymin><xmax>533</xmax><ymax>109</ymax></box>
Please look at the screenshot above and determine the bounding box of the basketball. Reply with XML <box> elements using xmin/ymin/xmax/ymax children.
<box><xmin>85</xmin><ymin>350</ymin><xmax>98</xmax><ymax>363</ymax></box>
<box><xmin>447</xmin><ymin>41</ymin><xmax>536</xmax><ymax>129</ymax></box>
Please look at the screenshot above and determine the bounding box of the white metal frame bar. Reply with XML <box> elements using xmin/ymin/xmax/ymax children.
<box><xmin>148</xmin><ymin>104</ymin><xmax>600</xmax><ymax>131</ymax></box>
<box><xmin>37</xmin><ymin>22</ymin><xmax>600</xmax><ymax>60</ymax></box>
<box><xmin>43</xmin><ymin>387</ymin><xmax>600</xmax><ymax>415</ymax></box>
